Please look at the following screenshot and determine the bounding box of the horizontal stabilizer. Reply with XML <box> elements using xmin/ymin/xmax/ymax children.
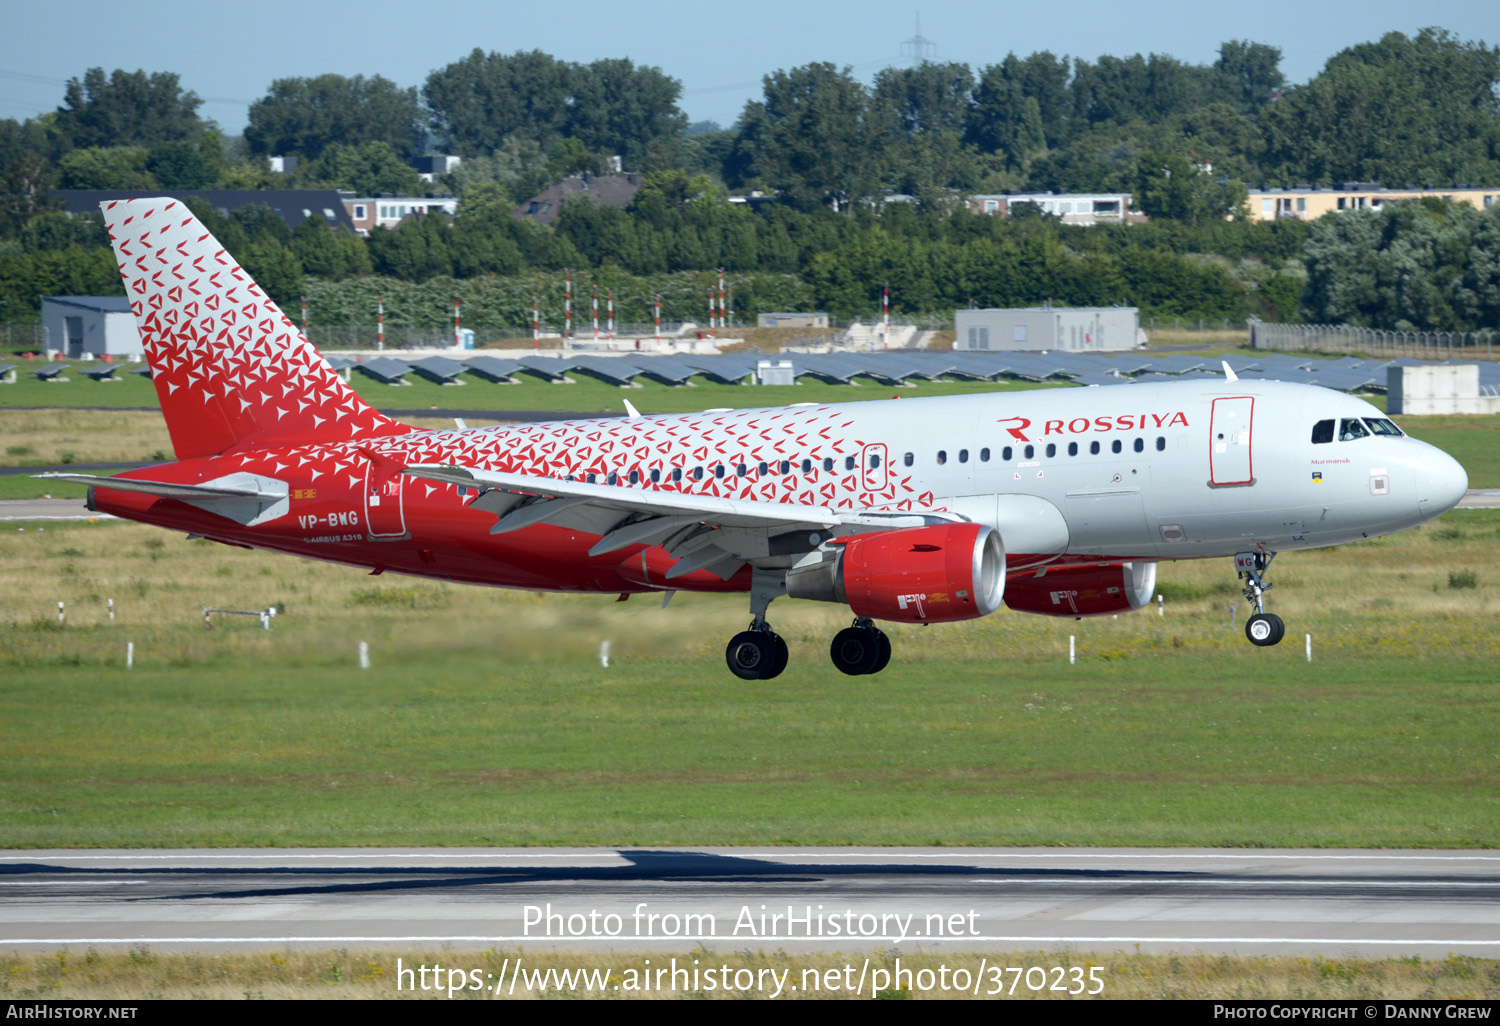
<box><xmin>36</xmin><ymin>471</ymin><xmax>290</xmax><ymax>527</ymax></box>
<box><xmin>34</xmin><ymin>473</ymin><xmax>278</xmax><ymax>501</ymax></box>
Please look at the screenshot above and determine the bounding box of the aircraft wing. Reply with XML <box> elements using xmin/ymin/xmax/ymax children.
<box><xmin>405</xmin><ymin>463</ymin><xmax>944</xmax><ymax>581</ymax></box>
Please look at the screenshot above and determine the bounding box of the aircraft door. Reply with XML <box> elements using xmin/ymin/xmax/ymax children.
<box><xmin>363</xmin><ymin>453</ymin><xmax>408</xmax><ymax>539</ymax></box>
<box><xmin>1209</xmin><ymin>397</ymin><xmax>1255</xmax><ymax>486</ymax></box>
<box><xmin>861</xmin><ymin>443</ymin><xmax>888</xmax><ymax>493</ymax></box>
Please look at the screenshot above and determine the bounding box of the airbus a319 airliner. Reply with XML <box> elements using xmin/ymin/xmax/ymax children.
<box><xmin>45</xmin><ymin>199</ymin><xmax>1469</xmax><ymax>679</ymax></box>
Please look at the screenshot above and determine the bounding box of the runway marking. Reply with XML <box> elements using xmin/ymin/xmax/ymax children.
<box><xmin>6</xmin><ymin>935</ymin><xmax>1500</xmax><ymax>947</ymax></box>
<box><xmin>0</xmin><ymin>881</ymin><xmax>146</xmax><ymax>886</ymax></box>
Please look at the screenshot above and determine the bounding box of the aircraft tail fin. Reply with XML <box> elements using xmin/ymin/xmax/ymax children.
<box><xmin>102</xmin><ymin>198</ymin><xmax>410</xmax><ymax>459</ymax></box>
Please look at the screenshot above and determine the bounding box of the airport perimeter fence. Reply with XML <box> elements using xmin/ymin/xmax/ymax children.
<box><xmin>1248</xmin><ymin>318</ymin><xmax>1499</xmax><ymax>362</ymax></box>
<box><xmin>1</xmin><ymin>323</ymin><xmax>45</xmax><ymax>349</ymax></box>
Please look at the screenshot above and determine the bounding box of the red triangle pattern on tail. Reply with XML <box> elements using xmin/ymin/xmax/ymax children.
<box><xmin>103</xmin><ymin>198</ymin><xmax>410</xmax><ymax>459</ymax></box>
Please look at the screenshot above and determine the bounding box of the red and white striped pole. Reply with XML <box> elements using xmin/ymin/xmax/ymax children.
<box><xmin>707</xmin><ymin>288</ymin><xmax>715</xmax><ymax>339</ymax></box>
<box><xmin>592</xmin><ymin>287</ymin><xmax>599</xmax><ymax>341</ymax></box>
<box><xmin>607</xmin><ymin>291</ymin><xmax>614</xmax><ymax>340</ymax></box>
<box><xmin>718</xmin><ymin>268</ymin><xmax>726</xmax><ymax>331</ymax></box>
<box><xmin>654</xmin><ymin>294</ymin><xmax>661</xmax><ymax>344</ymax></box>
<box><xmin>564</xmin><ymin>268</ymin><xmax>572</xmax><ymax>346</ymax></box>
<box><xmin>532</xmin><ymin>294</ymin><xmax>539</xmax><ymax>351</ymax></box>
<box><xmin>882</xmin><ymin>281</ymin><xmax>890</xmax><ymax>350</ymax></box>
<box><xmin>377</xmin><ymin>294</ymin><xmax>384</xmax><ymax>351</ymax></box>
<box><xmin>453</xmin><ymin>295</ymin><xmax>461</xmax><ymax>348</ymax></box>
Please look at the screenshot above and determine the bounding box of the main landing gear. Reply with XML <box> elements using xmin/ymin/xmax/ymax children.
<box><xmin>1236</xmin><ymin>551</ymin><xmax>1285</xmax><ymax>647</ymax></box>
<box><xmin>830</xmin><ymin>618</ymin><xmax>891</xmax><ymax>676</ymax></box>
<box><xmin>723</xmin><ymin>570</ymin><xmax>895</xmax><ymax>680</ymax></box>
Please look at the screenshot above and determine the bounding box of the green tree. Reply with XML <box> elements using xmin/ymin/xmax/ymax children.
<box><xmin>57</xmin><ymin>146</ymin><xmax>156</xmax><ymax>189</ymax></box>
<box><xmin>245</xmin><ymin>74</ymin><xmax>423</xmax><ymax>161</ymax></box>
<box><xmin>424</xmin><ymin>50</ymin><xmax>575</xmax><ymax>157</ymax></box>
<box><xmin>56</xmin><ymin>68</ymin><xmax>203</xmax><ymax>149</ymax></box>
<box><xmin>145</xmin><ymin>138</ymin><xmax>219</xmax><ymax>188</ymax></box>
<box><xmin>1214</xmin><ymin>40</ymin><xmax>1285</xmax><ymax>110</ymax></box>
<box><xmin>729</xmin><ymin>63</ymin><xmax>890</xmax><ymax>212</ymax></box>
<box><xmin>310</xmin><ymin>141</ymin><xmax>423</xmax><ymax>196</ymax></box>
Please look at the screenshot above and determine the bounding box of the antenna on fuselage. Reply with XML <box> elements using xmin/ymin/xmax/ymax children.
<box><xmin>1221</xmin><ymin>360</ymin><xmax>1239</xmax><ymax>383</ymax></box>
<box><xmin>623</xmin><ymin>399</ymin><xmax>641</xmax><ymax>419</ymax></box>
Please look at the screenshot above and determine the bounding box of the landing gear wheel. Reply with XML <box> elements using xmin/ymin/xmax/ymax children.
<box><xmin>726</xmin><ymin>630</ymin><xmax>777</xmax><ymax>680</ymax></box>
<box><xmin>766</xmin><ymin>633</ymin><xmax>789</xmax><ymax>679</ymax></box>
<box><xmin>830</xmin><ymin>625</ymin><xmax>881</xmax><ymax>676</ymax></box>
<box><xmin>1245</xmin><ymin>613</ymin><xmax>1285</xmax><ymax>647</ymax></box>
<box><xmin>869</xmin><ymin>629</ymin><xmax>892</xmax><ymax>675</ymax></box>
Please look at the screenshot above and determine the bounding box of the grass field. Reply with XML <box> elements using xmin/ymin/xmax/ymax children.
<box><xmin>1</xmin><ymin>507</ymin><xmax>1496</xmax><ymax>850</ymax></box>
<box><xmin>3</xmin><ymin>947</ymin><xmax>1495</xmax><ymax>1000</ymax></box>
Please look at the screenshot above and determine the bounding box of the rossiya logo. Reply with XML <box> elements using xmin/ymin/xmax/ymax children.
<box><xmin>997</xmin><ymin>413</ymin><xmax>1191</xmax><ymax>440</ymax></box>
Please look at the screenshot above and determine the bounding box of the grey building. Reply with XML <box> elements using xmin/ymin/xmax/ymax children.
<box><xmin>41</xmin><ymin>296</ymin><xmax>141</xmax><ymax>359</ymax></box>
<box><xmin>955</xmin><ymin>306</ymin><xmax>1141</xmax><ymax>352</ymax></box>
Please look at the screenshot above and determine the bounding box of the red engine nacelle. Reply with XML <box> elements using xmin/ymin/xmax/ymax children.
<box><xmin>1003</xmin><ymin>562</ymin><xmax>1158</xmax><ymax>618</ymax></box>
<box><xmin>786</xmin><ymin>522</ymin><xmax>1005</xmax><ymax>623</ymax></box>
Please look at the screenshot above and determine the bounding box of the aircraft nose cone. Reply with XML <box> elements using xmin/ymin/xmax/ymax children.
<box><xmin>1418</xmin><ymin>448</ymin><xmax>1468</xmax><ymax>516</ymax></box>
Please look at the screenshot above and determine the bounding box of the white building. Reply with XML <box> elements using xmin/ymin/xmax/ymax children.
<box><xmin>41</xmin><ymin>297</ymin><xmax>141</xmax><ymax>359</ymax></box>
<box><xmin>955</xmin><ymin>306</ymin><xmax>1141</xmax><ymax>352</ymax></box>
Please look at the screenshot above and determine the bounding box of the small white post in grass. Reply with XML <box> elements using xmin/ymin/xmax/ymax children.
<box><xmin>1228</xmin><ymin>604</ymin><xmax>1236</xmax><ymax>626</ymax></box>
<box><xmin>600</xmin><ymin>640</ymin><xmax>611</xmax><ymax>668</ymax></box>
<box><xmin>359</xmin><ymin>641</ymin><xmax>370</xmax><ymax>670</ymax></box>
<box><xmin>1069</xmin><ymin>635</ymin><xmax>1075</xmax><ymax>665</ymax></box>
<box><xmin>1306</xmin><ymin>634</ymin><xmax>1312</xmax><ymax>662</ymax></box>
<box><xmin>108</xmin><ymin>598</ymin><xmax>114</xmax><ymax>622</ymax></box>
<box><xmin>57</xmin><ymin>601</ymin><xmax>64</xmax><ymax>626</ymax></box>
<box><xmin>126</xmin><ymin>642</ymin><xmax>133</xmax><ymax>669</ymax></box>
<box><xmin>1158</xmin><ymin>594</ymin><xmax>1164</xmax><ymax>616</ymax></box>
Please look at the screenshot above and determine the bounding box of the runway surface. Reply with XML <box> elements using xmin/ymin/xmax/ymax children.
<box><xmin>1</xmin><ymin>848</ymin><xmax>1496</xmax><ymax>957</ymax></box>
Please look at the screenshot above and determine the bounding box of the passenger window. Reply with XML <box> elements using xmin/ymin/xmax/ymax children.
<box><xmin>650</xmin><ymin>468</ymin><xmax>660</xmax><ymax>483</ymax></box>
<box><xmin>1045</xmin><ymin>443</ymin><xmax>1056</xmax><ymax>458</ymax></box>
<box><xmin>1024</xmin><ymin>445</ymin><xmax>1034</xmax><ymax>459</ymax></box>
<box><xmin>959</xmin><ymin>449</ymin><xmax>969</xmax><ymax>463</ymax></box>
<box><xmin>1339</xmin><ymin>418</ymin><xmax>1369</xmax><ymax>441</ymax></box>
<box><xmin>779</xmin><ymin>460</ymin><xmax>790</xmax><ymax>475</ymax></box>
<box><xmin>903</xmin><ymin>452</ymin><xmax>914</xmax><ymax>467</ymax></box>
<box><xmin>1090</xmin><ymin>441</ymin><xmax>1100</xmax><ymax>455</ymax></box>
<box><xmin>869</xmin><ymin>454</ymin><xmax>881</xmax><ymax>469</ymax></box>
<box><xmin>979</xmin><ymin>448</ymin><xmax>990</xmax><ymax>462</ymax></box>
<box><xmin>736</xmin><ymin>464</ymin><xmax>747</xmax><ymax>477</ymax></box>
<box><xmin>845</xmin><ymin>456</ymin><xmax>856</xmax><ymax>471</ymax></box>
<box><xmin>607</xmin><ymin>472</ymin><xmax>619</xmax><ymax>485</ymax></box>
<box><xmin>1112</xmin><ymin>440</ymin><xmax>1122</xmax><ymax>454</ymax></box>
<box><xmin>1002</xmin><ymin>446</ymin><xmax>1013</xmax><ymax>461</ymax></box>
<box><xmin>1155</xmin><ymin>437</ymin><xmax>1165</xmax><ymax>451</ymax></box>
<box><xmin>671</xmin><ymin>468</ymin><xmax>682</xmax><ymax>482</ymax></box>
<box><xmin>1067</xmin><ymin>442</ymin><xmax>1078</xmax><ymax>457</ymax></box>
<box><xmin>1134</xmin><ymin>437</ymin><xmax>1144</xmax><ymax>453</ymax></box>
<box><xmin>823</xmin><ymin>458</ymin><xmax>834</xmax><ymax>472</ymax></box>
<box><xmin>693</xmin><ymin>467</ymin><xmax>704</xmax><ymax>481</ymax></box>
<box><xmin>714</xmin><ymin>465</ymin><xmax>726</xmax><ymax>479</ymax></box>
<box><xmin>1311</xmin><ymin>419</ymin><xmax>1335</xmax><ymax>444</ymax></box>
<box><xmin>628</xmin><ymin>470</ymin><xmax>639</xmax><ymax>484</ymax></box>
<box><xmin>586</xmin><ymin>473</ymin><xmax>597</xmax><ymax>484</ymax></box>
<box><xmin>937</xmin><ymin>450</ymin><xmax>947</xmax><ymax>465</ymax></box>
<box><xmin>802</xmin><ymin>459</ymin><xmax>812</xmax><ymax>474</ymax></box>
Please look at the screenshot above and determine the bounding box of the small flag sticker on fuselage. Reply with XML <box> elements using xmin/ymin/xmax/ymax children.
<box><xmin>1312</xmin><ymin>471</ymin><xmax>1323</xmax><ymax>482</ymax></box>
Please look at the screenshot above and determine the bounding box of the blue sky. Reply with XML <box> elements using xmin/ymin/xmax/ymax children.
<box><xmin>1</xmin><ymin>0</ymin><xmax>1495</xmax><ymax>136</ymax></box>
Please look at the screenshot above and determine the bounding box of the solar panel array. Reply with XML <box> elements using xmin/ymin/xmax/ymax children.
<box><xmin>13</xmin><ymin>350</ymin><xmax>1496</xmax><ymax>398</ymax></box>
<box><xmin>319</xmin><ymin>350</ymin><xmax>1500</xmax><ymax>396</ymax></box>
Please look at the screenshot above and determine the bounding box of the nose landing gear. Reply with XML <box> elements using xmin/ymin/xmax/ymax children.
<box><xmin>1236</xmin><ymin>551</ymin><xmax>1285</xmax><ymax>647</ymax></box>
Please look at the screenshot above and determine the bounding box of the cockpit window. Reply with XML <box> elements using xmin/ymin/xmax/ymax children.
<box><xmin>1339</xmin><ymin>418</ymin><xmax>1369</xmax><ymax>441</ymax></box>
<box><xmin>1311</xmin><ymin>419</ymin><xmax>1335</xmax><ymax>444</ymax></box>
<box><xmin>1364</xmin><ymin>418</ymin><xmax>1404</xmax><ymax>437</ymax></box>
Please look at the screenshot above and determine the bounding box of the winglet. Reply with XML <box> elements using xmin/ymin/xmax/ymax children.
<box><xmin>1221</xmin><ymin>360</ymin><xmax>1239</xmax><ymax>382</ymax></box>
<box><xmin>623</xmin><ymin>399</ymin><xmax>641</xmax><ymax>419</ymax></box>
